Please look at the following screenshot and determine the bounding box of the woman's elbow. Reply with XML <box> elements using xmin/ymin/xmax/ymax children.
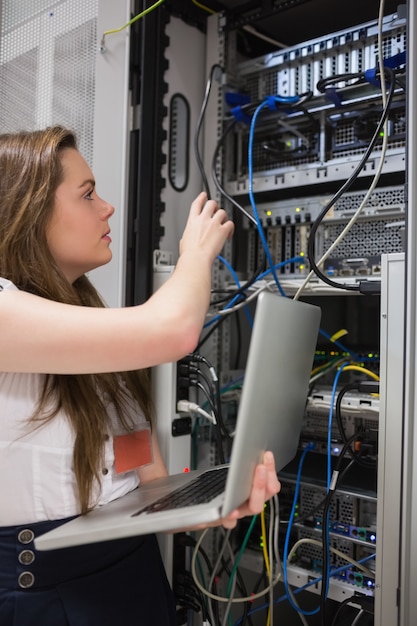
<box><xmin>175</xmin><ymin>320</ymin><xmax>202</xmax><ymax>357</ymax></box>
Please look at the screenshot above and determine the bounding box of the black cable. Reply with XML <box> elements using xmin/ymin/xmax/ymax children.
<box><xmin>320</xmin><ymin>458</ymin><xmax>357</xmax><ymax>626</ymax></box>
<box><xmin>211</xmin><ymin>117</ymin><xmax>258</xmax><ymax>225</ymax></box>
<box><xmin>320</xmin><ymin>430</ymin><xmax>366</xmax><ymax>626</ymax></box>
<box><xmin>219</xmin><ymin>553</ymin><xmax>251</xmax><ymax>615</ymax></box>
<box><xmin>395</xmin><ymin>74</ymin><xmax>406</xmax><ymax>91</ymax></box>
<box><xmin>316</xmin><ymin>72</ymin><xmax>366</xmax><ymax>94</ymax></box>
<box><xmin>261</xmin><ymin>104</ymin><xmax>319</xmax><ymax>159</ymax></box>
<box><xmin>175</xmin><ymin>532</ymin><xmax>222</xmax><ymax>626</ymax></box>
<box><xmin>213</xmin><ymin>371</ymin><xmax>234</xmax><ymax>450</ymax></box>
<box><xmin>183</xmin><ymin>574</ymin><xmax>210</xmax><ymax>622</ymax></box>
<box><xmin>211</xmin><ymin>92</ymin><xmax>315</xmax><ymax>226</ymax></box>
<box><xmin>238</xmin><ymin>566</ymin><xmax>268</xmax><ymax>626</ymax></box>
<box><xmin>330</xmin><ymin>595</ymin><xmax>375</xmax><ymax>626</ymax></box>
<box><xmin>182</xmin><ymin>356</ymin><xmax>231</xmax><ymax>461</ymax></box>
<box><xmin>187</xmin><ymin>363</ymin><xmax>216</xmax><ymax>403</ymax></box>
<box><xmin>175</xmin><ymin>573</ymin><xmax>207</xmax><ymax>617</ymax></box>
<box><xmin>335</xmin><ymin>383</ymin><xmax>378</xmax><ymax>467</ymax></box>
<box><xmin>210</xmin><ymin>285</ymin><xmax>250</xmax><ymax>308</ymax></box>
<box><xmin>188</xmin><ymin>378</ymin><xmax>225</xmax><ymax>464</ymax></box>
<box><xmin>188</xmin><ymin>362</ymin><xmax>233</xmax><ymax>450</ymax></box>
<box><xmin>177</xmin><ymin>532</ymin><xmax>214</xmax><ymax>573</ymax></box>
<box><xmin>233</xmin><ymin>306</ymin><xmax>243</xmax><ymax>371</ymax></box>
<box><xmin>195</xmin><ymin>63</ymin><xmax>224</xmax><ymax>198</ymax></box>
<box><xmin>280</xmin><ymin>451</ymin><xmax>360</xmax><ymax>527</ymax></box>
<box><xmin>187</xmin><ymin>354</ymin><xmax>234</xmax><ymax>446</ymax></box>
<box><xmin>210</xmin><ymin>255</ymin><xmax>266</xmax><ymax>305</ymax></box>
<box><xmin>180</xmin><ymin>375</ymin><xmax>216</xmax><ymax>416</ymax></box>
<box><xmin>195</xmin><ymin>313</ymin><xmax>228</xmax><ymax>351</ymax></box>
<box><xmin>307</xmin><ymin>67</ymin><xmax>397</xmax><ymax>291</ymax></box>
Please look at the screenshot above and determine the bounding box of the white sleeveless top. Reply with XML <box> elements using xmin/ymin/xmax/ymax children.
<box><xmin>0</xmin><ymin>277</ymin><xmax>140</xmax><ymax>525</ymax></box>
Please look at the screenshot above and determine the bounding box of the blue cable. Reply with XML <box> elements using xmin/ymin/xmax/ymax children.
<box><xmin>217</xmin><ymin>255</ymin><xmax>253</xmax><ymax>328</ymax></box>
<box><xmin>256</xmin><ymin>256</ymin><xmax>304</xmax><ymax>281</ymax></box>
<box><xmin>255</xmin><ymin>259</ymin><xmax>359</xmax><ymax>360</ymax></box>
<box><xmin>248</xmin><ymin>96</ymin><xmax>299</xmax><ymax>297</ymax></box>
<box><xmin>321</xmin><ymin>361</ymin><xmax>351</xmax><ymax>604</ymax></box>
<box><xmin>233</xmin><ymin>553</ymin><xmax>376</xmax><ymax>625</ymax></box>
<box><xmin>327</xmin><ymin>362</ymin><xmax>350</xmax><ymax>490</ymax></box>
<box><xmin>203</xmin><ymin>256</ymin><xmax>298</xmax><ymax>329</ymax></box>
<box><xmin>220</xmin><ymin>374</ymin><xmax>244</xmax><ymax>394</ymax></box>
<box><xmin>282</xmin><ymin>442</ymin><xmax>319</xmax><ymax>616</ymax></box>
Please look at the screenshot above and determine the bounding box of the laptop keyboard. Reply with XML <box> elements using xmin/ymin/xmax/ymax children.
<box><xmin>132</xmin><ymin>467</ymin><xmax>228</xmax><ymax>516</ymax></box>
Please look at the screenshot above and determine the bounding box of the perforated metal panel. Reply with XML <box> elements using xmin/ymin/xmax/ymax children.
<box><xmin>322</xmin><ymin>216</ymin><xmax>405</xmax><ymax>260</ymax></box>
<box><xmin>0</xmin><ymin>0</ymin><xmax>98</xmax><ymax>165</ymax></box>
<box><xmin>295</xmin><ymin>527</ymin><xmax>355</xmax><ymax>569</ymax></box>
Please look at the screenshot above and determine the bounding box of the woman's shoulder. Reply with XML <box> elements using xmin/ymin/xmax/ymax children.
<box><xmin>0</xmin><ymin>277</ymin><xmax>18</xmax><ymax>291</ymax></box>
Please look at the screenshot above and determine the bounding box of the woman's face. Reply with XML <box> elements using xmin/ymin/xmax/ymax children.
<box><xmin>46</xmin><ymin>148</ymin><xmax>115</xmax><ymax>283</ymax></box>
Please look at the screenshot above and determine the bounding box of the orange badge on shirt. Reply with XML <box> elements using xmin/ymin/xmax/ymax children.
<box><xmin>113</xmin><ymin>426</ymin><xmax>153</xmax><ymax>474</ymax></box>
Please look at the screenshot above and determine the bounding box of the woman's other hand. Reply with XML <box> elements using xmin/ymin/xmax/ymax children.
<box><xmin>220</xmin><ymin>451</ymin><xmax>281</xmax><ymax>529</ymax></box>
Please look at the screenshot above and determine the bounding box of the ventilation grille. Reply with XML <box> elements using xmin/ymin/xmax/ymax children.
<box><xmin>322</xmin><ymin>216</ymin><xmax>404</xmax><ymax>259</ymax></box>
<box><xmin>0</xmin><ymin>0</ymin><xmax>98</xmax><ymax>165</ymax></box>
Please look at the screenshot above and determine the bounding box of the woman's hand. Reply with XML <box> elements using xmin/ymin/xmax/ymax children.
<box><xmin>183</xmin><ymin>451</ymin><xmax>281</xmax><ymax>532</ymax></box>
<box><xmin>166</xmin><ymin>451</ymin><xmax>281</xmax><ymax>535</ymax></box>
<box><xmin>220</xmin><ymin>451</ymin><xmax>281</xmax><ymax>529</ymax></box>
<box><xmin>179</xmin><ymin>192</ymin><xmax>234</xmax><ymax>264</ymax></box>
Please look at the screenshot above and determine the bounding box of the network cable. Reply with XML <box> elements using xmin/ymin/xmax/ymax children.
<box><xmin>232</xmin><ymin>552</ymin><xmax>375</xmax><ymax>626</ymax></box>
<box><xmin>282</xmin><ymin>443</ymin><xmax>321</xmax><ymax>617</ymax></box>
<box><xmin>191</xmin><ymin>528</ymin><xmax>282</xmax><ymax>606</ymax></box>
<box><xmin>295</xmin><ymin>2</ymin><xmax>399</xmax><ymax>298</ymax></box>
<box><xmin>204</xmin><ymin>257</ymin><xmax>302</xmax><ymax>327</ymax></box>
<box><xmin>317</xmin><ymin>364</ymin><xmax>379</xmax><ymax>624</ymax></box>
<box><xmin>335</xmin><ymin>381</ymin><xmax>379</xmax><ymax>467</ymax></box>
<box><xmin>327</xmin><ymin>365</ymin><xmax>379</xmax><ymax>492</ymax></box>
<box><xmin>211</xmin><ymin>118</ymin><xmax>258</xmax><ymax>226</ymax></box>
<box><xmin>216</xmin><ymin>255</ymin><xmax>254</xmax><ymax>329</ymax></box>
<box><xmin>195</xmin><ymin>63</ymin><xmax>224</xmax><ymax>199</ymax></box>
<box><xmin>248</xmin><ymin>96</ymin><xmax>300</xmax><ymax>296</ymax></box>
<box><xmin>100</xmin><ymin>0</ymin><xmax>165</xmax><ymax>51</ymax></box>
<box><xmin>330</xmin><ymin>595</ymin><xmax>374</xmax><ymax>626</ymax></box>
<box><xmin>212</xmin><ymin>93</ymin><xmax>314</xmax><ymax>226</ymax></box>
<box><xmin>186</xmin><ymin>352</ymin><xmax>233</xmax><ymax>444</ymax></box>
<box><xmin>319</xmin><ymin>430</ymin><xmax>373</xmax><ymax>626</ymax></box>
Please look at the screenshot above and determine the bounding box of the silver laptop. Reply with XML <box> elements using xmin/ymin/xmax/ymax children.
<box><xmin>35</xmin><ymin>291</ymin><xmax>321</xmax><ymax>550</ymax></box>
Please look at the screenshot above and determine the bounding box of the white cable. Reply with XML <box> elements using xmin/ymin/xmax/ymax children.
<box><xmin>351</xmin><ymin>608</ymin><xmax>365</xmax><ymax>625</ymax></box>
<box><xmin>220</xmin><ymin>530</ymin><xmax>238</xmax><ymax>626</ymax></box>
<box><xmin>293</xmin><ymin>7</ymin><xmax>390</xmax><ymax>302</ymax></box>
<box><xmin>272</xmin><ymin>496</ymin><xmax>309</xmax><ymax>626</ymax></box>
<box><xmin>293</xmin><ymin>129</ymin><xmax>388</xmax><ymax>301</ymax></box>
<box><xmin>176</xmin><ymin>400</ymin><xmax>217</xmax><ymax>424</ymax></box>
<box><xmin>242</xmin><ymin>24</ymin><xmax>287</xmax><ymax>49</ymax></box>
<box><xmin>191</xmin><ymin>528</ymin><xmax>282</xmax><ymax>603</ymax></box>
<box><xmin>206</xmin><ymin>280</ymin><xmax>276</xmax><ymax>319</ymax></box>
<box><xmin>288</xmin><ymin>537</ymin><xmax>375</xmax><ymax>578</ymax></box>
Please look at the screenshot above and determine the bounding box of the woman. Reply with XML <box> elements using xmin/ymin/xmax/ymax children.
<box><xmin>0</xmin><ymin>126</ymin><xmax>280</xmax><ymax>625</ymax></box>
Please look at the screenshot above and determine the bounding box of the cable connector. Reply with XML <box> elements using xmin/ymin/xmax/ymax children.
<box><xmin>358</xmin><ymin>381</ymin><xmax>380</xmax><ymax>394</ymax></box>
<box><xmin>359</xmin><ymin>280</ymin><xmax>381</xmax><ymax>295</ymax></box>
<box><xmin>177</xmin><ymin>399</ymin><xmax>200</xmax><ymax>414</ymax></box>
<box><xmin>176</xmin><ymin>400</ymin><xmax>216</xmax><ymax>424</ymax></box>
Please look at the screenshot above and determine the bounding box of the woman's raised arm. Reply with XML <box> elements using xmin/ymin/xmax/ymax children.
<box><xmin>0</xmin><ymin>193</ymin><xmax>234</xmax><ymax>374</ymax></box>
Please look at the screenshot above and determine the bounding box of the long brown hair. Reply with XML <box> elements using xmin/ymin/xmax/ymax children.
<box><xmin>0</xmin><ymin>126</ymin><xmax>154</xmax><ymax>513</ymax></box>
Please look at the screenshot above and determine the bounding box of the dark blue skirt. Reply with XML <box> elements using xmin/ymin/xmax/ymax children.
<box><xmin>0</xmin><ymin>517</ymin><xmax>176</xmax><ymax>626</ymax></box>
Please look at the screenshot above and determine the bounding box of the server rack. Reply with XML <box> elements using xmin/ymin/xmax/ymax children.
<box><xmin>168</xmin><ymin>3</ymin><xmax>408</xmax><ymax>625</ymax></box>
<box><xmin>0</xmin><ymin>1</ymin><xmax>414</xmax><ymax>624</ymax></box>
